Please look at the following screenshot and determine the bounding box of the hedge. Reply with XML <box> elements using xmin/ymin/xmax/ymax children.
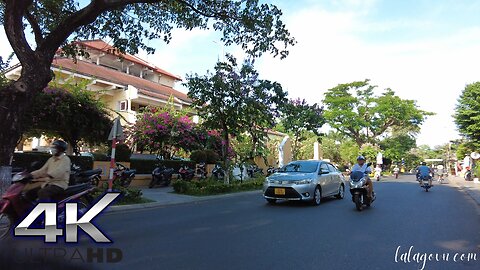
<box><xmin>172</xmin><ymin>177</ymin><xmax>265</xmax><ymax>196</ymax></box>
<box><xmin>129</xmin><ymin>159</ymin><xmax>196</xmax><ymax>174</ymax></box>
<box><xmin>12</xmin><ymin>152</ymin><xmax>93</xmax><ymax>171</ymax></box>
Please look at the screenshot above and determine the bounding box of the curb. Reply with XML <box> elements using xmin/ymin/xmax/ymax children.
<box><xmin>105</xmin><ymin>189</ymin><xmax>263</xmax><ymax>213</ymax></box>
<box><xmin>448</xmin><ymin>175</ymin><xmax>480</xmax><ymax>207</ymax></box>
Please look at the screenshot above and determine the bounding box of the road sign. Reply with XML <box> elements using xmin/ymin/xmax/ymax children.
<box><xmin>108</xmin><ymin>117</ymin><xmax>124</xmax><ymax>140</ymax></box>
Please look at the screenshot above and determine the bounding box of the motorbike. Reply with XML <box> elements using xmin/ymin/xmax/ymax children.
<box><xmin>69</xmin><ymin>164</ymin><xmax>102</xmax><ymax>186</ymax></box>
<box><xmin>212</xmin><ymin>164</ymin><xmax>225</xmax><ymax>180</ymax></box>
<box><xmin>419</xmin><ymin>175</ymin><xmax>432</xmax><ymax>192</ymax></box>
<box><xmin>113</xmin><ymin>163</ymin><xmax>136</xmax><ymax>188</ymax></box>
<box><xmin>195</xmin><ymin>163</ymin><xmax>207</xmax><ymax>179</ymax></box>
<box><xmin>150</xmin><ymin>164</ymin><xmax>174</xmax><ymax>188</ymax></box>
<box><xmin>0</xmin><ymin>172</ymin><xmax>95</xmax><ymax>239</ymax></box>
<box><xmin>178</xmin><ymin>165</ymin><xmax>195</xmax><ymax>181</ymax></box>
<box><xmin>349</xmin><ymin>165</ymin><xmax>376</xmax><ymax>211</ymax></box>
<box><xmin>393</xmin><ymin>170</ymin><xmax>399</xmax><ymax>179</ymax></box>
<box><xmin>266</xmin><ymin>166</ymin><xmax>278</xmax><ymax>176</ymax></box>
<box><xmin>247</xmin><ymin>164</ymin><xmax>263</xmax><ymax>178</ymax></box>
<box><xmin>374</xmin><ymin>171</ymin><xmax>381</xmax><ymax>181</ymax></box>
<box><xmin>465</xmin><ymin>167</ymin><xmax>472</xmax><ymax>181</ymax></box>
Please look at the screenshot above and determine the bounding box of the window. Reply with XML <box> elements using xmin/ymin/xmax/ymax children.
<box><xmin>119</xmin><ymin>100</ymin><xmax>128</xmax><ymax>111</ymax></box>
<box><xmin>280</xmin><ymin>161</ymin><xmax>319</xmax><ymax>173</ymax></box>
<box><xmin>327</xmin><ymin>164</ymin><xmax>338</xmax><ymax>173</ymax></box>
<box><xmin>320</xmin><ymin>163</ymin><xmax>329</xmax><ymax>174</ymax></box>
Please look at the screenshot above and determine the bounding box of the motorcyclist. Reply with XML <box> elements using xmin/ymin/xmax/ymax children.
<box><xmin>23</xmin><ymin>140</ymin><xmax>71</xmax><ymax>201</ymax></box>
<box><xmin>393</xmin><ymin>166</ymin><xmax>400</xmax><ymax>178</ymax></box>
<box><xmin>374</xmin><ymin>165</ymin><xmax>382</xmax><ymax>181</ymax></box>
<box><xmin>416</xmin><ymin>162</ymin><xmax>433</xmax><ymax>187</ymax></box>
<box><xmin>347</xmin><ymin>156</ymin><xmax>374</xmax><ymax>199</ymax></box>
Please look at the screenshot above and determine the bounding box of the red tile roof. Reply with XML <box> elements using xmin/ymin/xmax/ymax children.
<box><xmin>75</xmin><ymin>40</ymin><xmax>182</xmax><ymax>81</ymax></box>
<box><xmin>52</xmin><ymin>57</ymin><xmax>191</xmax><ymax>104</ymax></box>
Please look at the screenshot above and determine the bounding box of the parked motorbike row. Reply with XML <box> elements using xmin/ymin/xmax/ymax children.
<box><xmin>148</xmin><ymin>161</ymin><xmax>277</xmax><ymax>188</ymax></box>
<box><xmin>149</xmin><ymin>161</ymin><xmax>225</xmax><ymax>188</ymax></box>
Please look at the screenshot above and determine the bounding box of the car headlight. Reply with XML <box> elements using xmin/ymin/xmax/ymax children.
<box><xmin>295</xmin><ymin>179</ymin><xmax>312</xmax><ymax>185</ymax></box>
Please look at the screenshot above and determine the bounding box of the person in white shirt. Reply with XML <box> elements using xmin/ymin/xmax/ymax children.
<box><xmin>348</xmin><ymin>156</ymin><xmax>374</xmax><ymax>198</ymax></box>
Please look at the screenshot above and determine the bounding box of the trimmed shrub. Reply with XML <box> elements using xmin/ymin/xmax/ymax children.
<box><xmin>113</xmin><ymin>144</ymin><xmax>131</xmax><ymax>162</ymax></box>
<box><xmin>204</xmin><ymin>149</ymin><xmax>220</xmax><ymax>164</ymax></box>
<box><xmin>12</xmin><ymin>152</ymin><xmax>93</xmax><ymax>171</ymax></box>
<box><xmin>172</xmin><ymin>176</ymin><xmax>265</xmax><ymax>196</ymax></box>
<box><xmin>92</xmin><ymin>152</ymin><xmax>110</xmax><ymax>161</ymax></box>
<box><xmin>190</xmin><ymin>150</ymin><xmax>207</xmax><ymax>163</ymax></box>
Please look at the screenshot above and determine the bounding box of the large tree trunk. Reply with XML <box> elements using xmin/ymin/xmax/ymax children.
<box><xmin>0</xmin><ymin>63</ymin><xmax>53</xmax><ymax>166</ymax></box>
<box><xmin>0</xmin><ymin>84</ymin><xmax>30</xmax><ymax>165</ymax></box>
<box><xmin>222</xmin><ymin>127</ymin><xmax>230</xmax><ymax>185</ymax></box>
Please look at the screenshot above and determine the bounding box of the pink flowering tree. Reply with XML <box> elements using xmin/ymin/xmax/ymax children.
<box><xmin>130</xmin><ymin>107</ymin><xmax>194</xmax><ymax>159</ymax></box>
<box><xmin>24</xmin><ymin>82</ymin><xmax>112</xmax><ymax>154</ymax></box>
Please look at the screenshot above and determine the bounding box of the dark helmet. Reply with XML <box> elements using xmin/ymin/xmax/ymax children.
<box><xmin>357</xmin><ymin>155</ymin><xmax>366</xmax><ymax>161</ymax></box>
<box><xmin>52</xmin><ymin>140</ymin><xmax>67</xmax><ymax>152</ymax></box>
<box><xmin>421</xmin><ymin>162</ymin><xmax>426</xmax><ymax>166</ymax></box>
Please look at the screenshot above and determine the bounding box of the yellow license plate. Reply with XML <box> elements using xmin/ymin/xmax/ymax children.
<box><xmin>274</xmin><ymin>188</ymin><xmax>285</xmax><ymax>195</ymax></box>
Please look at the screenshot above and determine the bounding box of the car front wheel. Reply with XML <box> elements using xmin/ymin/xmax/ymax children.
<box><xmin>335</xmin><ymin>184</ymin><xmax>345</xmax><ymax>199</ymax></box>
<box><xmin>311</xmin><ymin>186</ymin><xmax>322</xmax><ymax>206</ymax></box>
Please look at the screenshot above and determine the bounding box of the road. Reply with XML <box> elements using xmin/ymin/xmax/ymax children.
<box><xmin>2</xmin><ymin>175</ymin><xmax>480</xmax><ymax>270</ymax></box>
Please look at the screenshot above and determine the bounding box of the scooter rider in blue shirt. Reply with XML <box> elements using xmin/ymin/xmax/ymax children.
<box><xmin>416</xmin><ymin>162</ymin><xmax>433</xmax><ymax>187</ymax></box>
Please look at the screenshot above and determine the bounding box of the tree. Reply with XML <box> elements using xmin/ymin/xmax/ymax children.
<box><xmin>454</xmin><ymin>82</ymin><xmax>480</xmax><ymax>148</ymax></box>
<box><xmin>185</xmin><ymin>56</ymin><xmax>286</xmax><ymax>183</ymax></box>
<box><xmin>23</xmin><ymin>80</ymin><xmax>112</xmax><ymax>154</ymax></box>
<box><xmin>323</xmin><ymin>80</ymin><xmax>433</xmax><ymax>147</ymax></box>
<box><xmin>130</xmin><ymin>106</ymin><xmax>199</xmax><ymax>158</ymax></box>
<box><xmin>278</xmin><ymin>98</ymin><xmax>325</xmax><ymax>160</ymax></box>
<box><xmin>0</xmin><ymin>0</ymin><xmax>295</xmax><ymax>165</ymax></box>
<box><xmin>379</xmin><ymin>134</ymin><xmax>416</xmax><ymax>163</ymax></box>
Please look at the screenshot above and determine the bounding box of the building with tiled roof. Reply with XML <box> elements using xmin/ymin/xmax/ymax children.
<box><xmin>6</xmin><ymin>39</ymin><xmax>191</xmax><ymax>125</ymax></box>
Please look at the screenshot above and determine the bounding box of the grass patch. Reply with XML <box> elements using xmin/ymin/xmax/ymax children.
<box><xmin>92</xmin><ymin>183</ymin><xmax>152</xmax><ymax>205</ymax></box>
<box><xmin>172</xmin><ymin>176</ymin><xmax>265</xmax><ymax>196</ymax></box>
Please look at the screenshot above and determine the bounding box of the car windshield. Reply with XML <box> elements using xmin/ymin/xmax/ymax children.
<box><xmin>280</xmin><ymin>162</ymin><xmax>318</xmax><ymax>173</ymax></box>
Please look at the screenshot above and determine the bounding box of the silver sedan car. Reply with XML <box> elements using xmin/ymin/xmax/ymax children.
<box><xmin>263</xmin><ymin>160</ymin><xmax>346</xmax><ymax>205</ymax></box>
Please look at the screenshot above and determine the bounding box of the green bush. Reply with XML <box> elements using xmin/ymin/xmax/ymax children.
<box><xmin>93</xmin><ymin>181</ymin><xmax>152</xmax><ymax>205</ymax></box>
<box><xmin>130</xmin><ymin>159</ymin><xmax>195</xmax><ymax>174</ymax></box>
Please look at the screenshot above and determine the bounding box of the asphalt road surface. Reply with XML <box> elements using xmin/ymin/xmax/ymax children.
<box><xmin>2</xmin><ymin>174</ymin><xmax>480</xmax><ymax>270</ymax></box>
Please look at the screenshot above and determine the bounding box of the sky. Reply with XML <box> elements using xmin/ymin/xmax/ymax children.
<box><xmin>2</xmin><ymin>0</ymin><xmax>480</xmax><ymax>147</ymax></box>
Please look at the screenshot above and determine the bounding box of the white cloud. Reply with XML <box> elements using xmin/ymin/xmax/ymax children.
<box><xmin>257</xmin><ymin>4</ymin><xmax>479</xmax><ymax>147</ymax></box>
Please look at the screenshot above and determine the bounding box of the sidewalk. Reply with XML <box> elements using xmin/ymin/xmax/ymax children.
<box><xmin>448</xmin><ymin>175</ymin><xmax>480</xmax><ymax>206</ymax></box>
<box><xmin>106</xmin><ymin>186</ymin><xmax>262</xmax><ymax>213</ymax></box>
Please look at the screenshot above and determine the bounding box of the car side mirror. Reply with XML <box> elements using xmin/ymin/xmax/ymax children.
<box><xmin>319</xmin><ymin>170</ymin><xmax>329</xmax><ymax>175</ymax></box>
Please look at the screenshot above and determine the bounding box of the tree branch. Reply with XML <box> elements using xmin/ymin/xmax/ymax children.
<box><xmin>24</xmin><ymin>10</ymin><xmax>44</xmax><ymax>45</ymax></box>
<box><xmin>3</xmin><ymin>0</ymin><xmax>35</xmax><ymax>64</ymax></box>
<box><xmin>39</xmin><ymin>0</ymin><xmax>236</xmax><ymax>58</ymax></box>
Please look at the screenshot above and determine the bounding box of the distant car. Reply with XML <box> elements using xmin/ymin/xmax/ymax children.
<box><xmin>263</xmin><ymin>160</ymin><xmax>346</xmax><ymax>206</ymax></box>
